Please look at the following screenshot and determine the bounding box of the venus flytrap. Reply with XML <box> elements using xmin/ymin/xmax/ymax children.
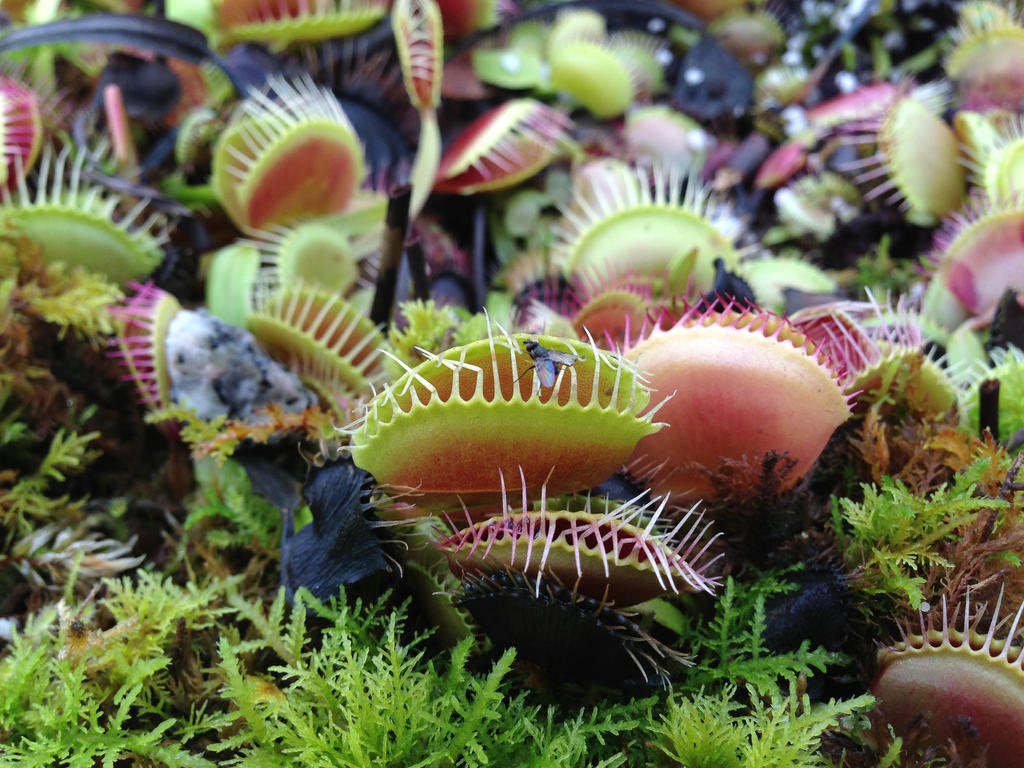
<box><xmin>246</xmin><ymin>280</ymin><xmax>386</xmax><ymax>412</ymax></box>
<box><xmin>839</xmin><ymin>82</ymin><xmax>965</xmax><ymax>227</ymax></box>
<box><xmin>214</xmin><ymin>0</ymin><xmax>389</xmax><ymax>46</ymax></box>
<box><xmin>393</xmin><ymin>0</ymin><xmax>444</xmax><ymax>219</ymax></box>
<box><xmin>211</xmin><ymin>75</ymin><xmax>366</xmax><ymax>232</ymax></box>
<box><xmin>0</xmin><ymin>73</ymin><xmax>43</xmax><ymax>189</ymax></box>
<box><xmin>241</xmin><ymin>215</ymin><xmax>379</xmax><ymax>295</ymax></box>
<box><xmin>433</xmin><ymin>98</ymin><xmax>574</xmax><ymax>195</ymax></box>
<box><xmin>1</xmin><ymin>144</ymin><xmax>168</xmax><ymax>283</ymax></box>
<box><xmin>930</xmin><ymin>191</ymin><xmax>1024</xmax><ymax>319</ymax></box>
<box><xmin>553</xmin><ymin>159</ymin><xmax>744</xmax><ymax>296</ymax></box>
<box><xmin>872</xmin><ymin>588</ymin><xmax>1024</xmax><ymax>766</ymax></box>
<box><xmin>345</xmin><ymin>319</ymin><xmax>664</xmax><ymax>511</ymax></box>
<box><xmin>623</xmin><ymin>303</ymin><xmax>851</xmax><ymax>504</ymax></box>
<box><xmin>437</xmin><ymin>481</ymin><xmax>721</xmax><ymax>605</ymax></box>
<box><xmin>946</xmin><ymin>0</ymin><xmax>1024</xmax><ymax>111</ymax></box>
<box><xmin>791</xmin><ymin>294</ymin><xmax>958</xmax><ymax>417</ymax></box>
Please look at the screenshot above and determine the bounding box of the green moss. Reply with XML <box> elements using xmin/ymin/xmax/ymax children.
<box><xmin>0</xmin><ymin>577</ymin><xmax>649</xmax><ymax>767</ymax></box>
<box><xmin>672</xmin><ymin>573</ymin><xmax>844</xmax><ymax>699</ymax></box>
<box><xmin>649</xmin><ymin>686</ymin><xmax>874</xmax><ymax>768</ymax></box>
<box><xmin>831</xmin><ymin>463</ymin><xmax>1006</xmax><ymax>614</ymax></box>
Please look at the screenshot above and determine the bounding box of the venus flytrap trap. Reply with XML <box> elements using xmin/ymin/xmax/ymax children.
<box><xmin>560</xmin><ymin>271</ymin><xmax>659</xmax><ymax>350</ymax></box>
<box><xmin>955</xmin><ymin>109</ymin><xmax>1024</xmax><ymax>203</ymax></box>
<box><xmin>204</xmin><ymin>240</ymin><xmax>261</xmax><ymax>327</ymax></box>
<box><xmin>246</xmin><ymin>280</ymin><xmax>386</xmax><ymax>413</ymax></box>
<box><xmin>213</xmin><ymin>0</ymin><xmax>389</xmax><ymax>46</ymax></box>
<box><xmin>623</xmin><ymin>303</ymin><xmax>851</xmax><ymax>503</ymax></box>
<box><xmin>433</xmin><ymin>98</ymin><xmax>574</xmax><ymax>195</ymax></box>
<box><xmin>238</xmin><ymin>214</ymin><xmax>380</xmax><ymax>296</ymax></box>
<box><xmin>838</xmin><ymin>82</ymin><xmax>965</xmax><ymax>227</ymax></box>
<box><xmin>946</xmin><ymin>0</ymin><xmax>1024</xmax><ymax>111</ymax></box>
<box><xmin>709</xmin><ymin>6</ymin><xmax>785</xmax><ymax>69</ymax></box>
<box><xmin>929</xmin><ymin>191</ymin><xmax>1024</xmax><ymax>320</ymax></box>
<box><xmin>766</xmin><ymin>171</ymin><xmax>862</xmax><ymax>245</ymax></box>
<box><xmin>344</xmin><ymin>319</ymin><xmax>665</xmax><ymax>510</ymax></box>
<box><xmin>607</xmin><ymin>30</ymin><xmax>667</xmax><ymax>100</ymax></box>
<box><xmin>0</xmin><ymin>73</ymin><xmax>44</xmax><ymax>189</ymax></box>
<box><xmin>0</xmin><ymin>143</ymin><xmax>169</xmax><ymax>283</ymax></box>
<box><xmin>545</xmin><ymin>10</ymin><xmax>638</xmax><ymax>120</ymax></box>
<box><xmin>437</xmin><ymin>481</ymin><xmax>721</xmax><ymax>605</ymax></box>
<box><xmin>760</xmin><ymin>79</ymin><xmax>901</xmax><ymax>184</ymax></box>
<box><xmin>5</xmin><ymin>516</ymin><xmax>144</xmax><ymax>588</ymax></box>
<box><xmin>427</xmin><ymin>472</ymin><xmax>723</xmax><ymax>686</ymax></box>
<box><xmin>455</xmin><ymin>569</ymin><xmax>689</xmax><ymax>687</ymax></box>
<box><xmin>871</xmin><ymin>588</ymin><xmax>1024</xmax><ymax>766</ymax></box>
<box><xmin>393</xmin><ymin>0</ymin><xmax>443</xmax><ymax>219</ymax></box>
<box><xmin>211</xmin><ymin>74</ymin><xmax>366</xmax><ymax>232</ymax></box>
<box><xmin>790</xmin><ymin>294</ymin><xmax>958</xmax><ymax>418</ymax></box>
<box><xmin>110</xmin><ymin>281</ymin><xmax>182</xmax><ymax>411</ymax></box>
<box><xmin>553</xmin><ymin>159</ymin><xmax>744</xmax><ymax>297</ymax></box>
<box><xmin>622</xmin><ymin>105</ymin><xmax>710</xmax><ymax>169</ymax></box>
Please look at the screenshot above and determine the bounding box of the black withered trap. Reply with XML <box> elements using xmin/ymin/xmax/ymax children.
<box><xmin>672</xmin><ymin>37</ymin><xmax>753</xmax><ymax>122</ymax></box>
<box><xmin>588</xmin><ymin>469</ymin><xmax>645</xmax><ymax>503</ymax></box>
<box><xmin>698</xmin><ymin>257</ymin><xmax>757</xmax><ymax>312</ymax></box>
<box><xmin>762</xmin><ymin>566</ymin><xmax>851</xmax><ymax>655</ymax></box>
<box><xmin>280</xmin><ymin>459</ymin><xmax>389</xmax><ymax>603</ymax></box>
<box><xmin>457</xmin><ymin>570</ymin><xmax>683</xmax><ymax>688</ymax></box>
<box><xmin>97</xmin><ymin>52</ymin><xmax>182</xmax><ymax>124</ymax></box>
<box><xmin>989</xmin><ymin>289</ymin><xmax>1024</xmax><ymax>354</ymax></box>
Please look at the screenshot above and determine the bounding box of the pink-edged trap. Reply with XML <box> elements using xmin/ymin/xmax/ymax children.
<box><xmin>436</xmin><ymin>475</ymin><xmax>721</xmax><ymax>606</ymax></box>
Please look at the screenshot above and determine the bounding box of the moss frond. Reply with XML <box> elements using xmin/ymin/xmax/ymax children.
<box><xmin>148</xmin><ymin>402</ymin><xmax>337</xmax><ymax>463</ymax></box>
<box><xmin>650</xmin><ymin>685</ymin><xmax>874</xmax><ymax>768</ymax></box>
<box><xmin>673</xmin><ymin>573</ymin><xmax>843</xmax><ymax>699</ymax></box>
<box><xmin>185</xmin><ymin>457</ymin><xmax>284</xmax><ymax>554</ymax></box>
<box><xmin>0</xmin><ymin>574</ymin><xmax>232</xmax><ymax>767</ymax></box>
<box><xmin>832</xmin><ymin>465</ymin><xmax>1007</xmax><ymax>614</ymax></box>
<box><xmin>214</xmin><ymin>588</ymin><xmax>642</xmax><ymax>766</ymax></box>
<box><xmin>2</xmin><ymin>237</ymin><xmax>123</xmax><ymax>342</ymax></box>
<box><xmin>0</xmin><ymin>419</ymin><xmax>100</xmax><ymax>536</ymax></box>
<box><xmin>387</xmin><ymin>298</ymin><xmax>474</xmax><ymax>369</ymax></box>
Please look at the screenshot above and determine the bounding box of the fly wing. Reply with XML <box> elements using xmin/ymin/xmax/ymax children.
<box><xmin>535</xmin><ymin>358</ymin><xmax>558</xmax><ymax>388</ymax></box>
<box><xmin>546</xmin><ymin>349</ymin><xmax>584</xmax><ymax>366</ymax></box>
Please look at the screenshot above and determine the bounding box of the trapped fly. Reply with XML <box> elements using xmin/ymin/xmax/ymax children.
<box><xmin>517</xmin><ymin>339</ymin><xmax>585</xmax><ymax>389</ymax></box>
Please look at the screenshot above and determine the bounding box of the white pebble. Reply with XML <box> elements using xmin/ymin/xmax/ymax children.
<box><xmin>166</xmin><ymin>309</ymin><xmax>316</xmax><ymax>422</ymax></box>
